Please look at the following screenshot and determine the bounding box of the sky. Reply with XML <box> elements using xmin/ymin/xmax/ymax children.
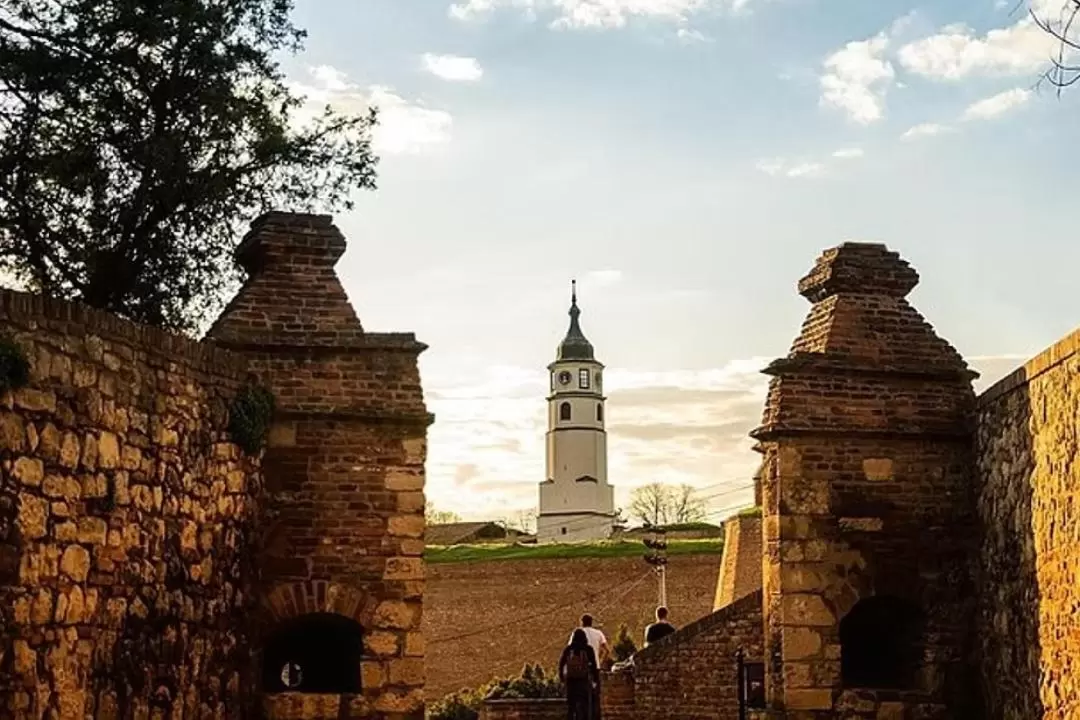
<box><xmin>280</xmin><ymin>0</ymin><xmax>1080</xmax><ymax>523</ymax></box>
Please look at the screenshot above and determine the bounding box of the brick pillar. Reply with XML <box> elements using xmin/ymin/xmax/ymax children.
<box><xmin>207</xmin><ymin>212</ymin><xmax>432</xmax><ymax>719</ymax></box>
<box><xmin>750</xmin><ymin>243</ymin><xmax>980</xmax><ymax>719</ymax></box>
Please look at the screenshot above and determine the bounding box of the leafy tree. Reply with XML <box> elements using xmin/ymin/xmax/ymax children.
<box><xmin>612</xmin><ymin>624</ymin><xmax>637</xmax><ymax>662</ymax></box>
<box><xmin>628</xmin><ymin>482</ymin><xmax>706</xmax><ymax>526</ymax></box>
<box><xmin>0</xmin><ymin>0</ymin><xmax>378</xmax><ymax>332</ymax></box>
<box><xmin>426</xmin><ymin>501</ymin><xmax>462</xmax><ymax>525</ymax></box>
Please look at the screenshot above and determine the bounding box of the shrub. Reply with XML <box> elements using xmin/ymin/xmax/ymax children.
<box><xmin>613</xmin><ymin>624</ymin><xmax>637</xmax><ymax>662</ymax></box>
<box><xmin>485</xmin><ymin>663</ymin><xmax>563</xmax><ymax>700</ymax></box>
<box><xmin>427</xmin><ymin>664</ymin><xmax>564</xmax><ymax>720</ymax></box>
<box><xmin>0</xmin><ymin>336</ymin><xmax>29</xmax><ymax>392</ymax></box>
<box><xmin>227</xmin><ymin>383</ymin><xmax>275</xmax><ymax>454</ymax></box>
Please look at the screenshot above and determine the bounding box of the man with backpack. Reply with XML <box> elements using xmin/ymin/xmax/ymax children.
<box><xmin>560</xmin><ymin>629</ymin><xmax>599</xmax><ymax>720</ymax></box>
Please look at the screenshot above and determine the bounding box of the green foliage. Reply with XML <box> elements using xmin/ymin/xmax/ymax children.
<box><xmin>612</xmin><ymin>624</ymin><xmax>637</xmax><ymax>663</ymax></box>
<box><xmin>737</xmin><ymin>506</ymin><xmax>762</xmax><ymax>518</ymax></box>
<box><xmin>0</xmin><ymin>0</ymin><xmax>379</xmax><ymax>331</ymax></box>
<box><xmin>485</xmin><ymin>664</ymin><xmax>563</xmax><ymax>700</ymax></box>
<box><xmin>425</xmin><ymin>539</ymin><xmax>724</xmax><ymax>565</ymax></box>
<box><xmin>0</xmin><ymin>336</ymin><xmax>29</xmax><ymax>392</ymax></box>
<box><xmin>228</xmin><ymin>384</ymin><xmax>275</xmax><ymax>455</ymax></box>
<box><xmin>426</xmin><ymin>664</ymin><xmax>563</xmax><ymax>720</ymax></box>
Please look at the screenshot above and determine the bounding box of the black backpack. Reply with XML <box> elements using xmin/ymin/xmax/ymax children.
<box><xmin>565</xmin><ymin>648</ymin><xmax>590</xmax><ymax>681</ymax></box>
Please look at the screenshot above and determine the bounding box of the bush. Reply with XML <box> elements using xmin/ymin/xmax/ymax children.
<box><xmin>612</xmin><ymin>624</ymin><xmax>637</xmax><ymax>662</ymax></box>
<box><xmin>485</xmin><ymin>663</ymin><xmax>563</xmax><ymax>700</ymax></box>
<box><xmin>227</xmin><ymin>383</ymin><xmax>275</xmax><ymax>454</ymax></box>
<box><xmin>0</xmin><ymin>336</ymin><xmax>29</xmax><ymax>392</ymax></box>
<box><xmin>427</xmin><ymin>664</ymin><xmax>564</xmax><ymax>720</ymax></box>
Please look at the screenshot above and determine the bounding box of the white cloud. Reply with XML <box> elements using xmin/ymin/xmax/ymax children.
<box><xmin>901</xmin><ymin>122</ymin><xmax>953</xmax><ymax>140</ymax></box>
<box><xmin>289</xmin><ymin>66</ymin><xmax>452</xmax><ymax>155</ymax></box>
<box><xmin>676</xmin><ymin>27</ymin><xmax>710</xmax><ymax>43</ymax></box>
<box><xmin>786</xmin><ymin>162</ymin><xmax>827</xmax><ymax>178</ymax></box>
<box><xmin>820</xmin><ymin>33</ymin><xmax>896</xmax><ymax>124</ymax></box>
<box><xmin>422</xmin><ymin>53</ymin><xmax>485</xmax><ymax>82</ymax></box>
<box><xmin>449</xmin><ymin>0</ymin><xmax>742</xmax><ymax>30</ymax></box>
<box><xmin>832</xmin><ymin>147</ymin><xmax>865</xmax><ymax>159</ymax></box>
<box><xmin>962</xmin><ymin>87</ymin><xmax>1032</xmax><ymax>119</ymax></box>
<box><xmin>755</xmin><ymin>158</ymin><xmax>827</xmax><ymax>178</ymax></box>
<box><xmin>896</xmin><ymin>15</ymin><xmax>1058</xmax><ymax>79</ymax></box>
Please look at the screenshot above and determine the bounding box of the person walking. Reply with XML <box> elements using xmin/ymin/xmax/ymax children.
<box><xmin>559</xmin><ymin>629</ymin><xmax>599</xmax><ymax>720</ymax></box>
<box><xmin>643</xmin><ymin>606</ymin><xmax>676</xmax><ymax>647</ymax></box>
<box><xmin>568</xmin><ymin>614</ymin><xmax>609</xmax><ymax>720</ymax></box>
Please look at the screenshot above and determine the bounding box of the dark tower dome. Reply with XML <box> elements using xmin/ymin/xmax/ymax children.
<box><xmin>557</xmin><ymin>280</ymin><xmax>595</xmax><ymax>361</ymax></box>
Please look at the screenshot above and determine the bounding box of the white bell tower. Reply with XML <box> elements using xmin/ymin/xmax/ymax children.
<box><xmin>537</xmin><ymin>281</ymin><xmax>616</xmax><ymax>544</ymax></box>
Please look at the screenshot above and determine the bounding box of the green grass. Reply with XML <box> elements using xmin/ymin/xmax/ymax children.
<box><xmin>425</xmin><ymin>538</ymin><xmax>725</xmax><ymax>565</ymax></box>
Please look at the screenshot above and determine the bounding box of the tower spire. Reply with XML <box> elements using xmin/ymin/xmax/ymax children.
<box><xmin>558</xmin><ymin>278</ymin><xmax>592</xmax><ymax>360</ymax></box>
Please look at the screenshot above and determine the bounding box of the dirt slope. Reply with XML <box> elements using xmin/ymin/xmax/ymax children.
<box><xmin>424</xmin><ymin>553</ymin><xmax>723</xmax><ymax>698</ymax></box>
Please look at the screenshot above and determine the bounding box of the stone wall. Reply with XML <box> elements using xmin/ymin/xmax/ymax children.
<box><xmin>713</xmin><ymin>514</ymin><xmax>762</xmax><ymax>610</ymax></box>
<box><xmin>752</xmin><ymin>243</ymin><xmax>981</xmax><ymax>718</ymax></box>
<box><xmin>480</xmin><ymin>698</ymin><xmax>565</xmax><ymax>720</ymax></box>
<box><xmin>208</xmin><ymin>212</ymin><xmax>430</xmax><ymax>719</ymax></box>
<box><xmin>975</xmin><ymin>329</ymin><xmax>1080</xmax><ymax>720</ymax></box>
<box><xmin>0</xmin><ymin>290</ymin><xmax>261</xmax><ymax>718</ymax></box>
<box><xmin>0</xmin><ymin>211</ymin><xmax>431</xmax><ymax>720</ymax></box>
<box><xmin>602</xmin><ymin>591</ymin><xmax>763</xmax><ymax>720</ymax></box>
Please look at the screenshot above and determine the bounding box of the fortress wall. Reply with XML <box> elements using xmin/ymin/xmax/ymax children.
<box><xmin>975</xmin><ymin>328</ymin><xmax>1080</xmax><ymax>720</ymax></box>
<box><xmin>0</xmin><ymin>289</ymin><xmax>261</xmax><ymax>718</ymax></box>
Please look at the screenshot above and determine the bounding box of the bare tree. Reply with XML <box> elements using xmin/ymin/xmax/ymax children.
<box><xmin>670</xmin><ymin>484</ymin><xmax>707</xmax><ymax>524</ymax></box>
<box><xmin>629</xmin><ymin>483</ymin><xmax>708</xmax><ymax>526</ymax></box>
<box><xmin>1032</xmin><ymin>0</ymin><xmax>1080</xmax><ymax>91</ymax></box>
<box><xmin>629</xmin><ymin>483</ymin><xmax>671</xmax><ymax>526</ymax></box>
<box><xmin>425</xmin><ymin>501</ymin><xmax>461</xmax><ymax>525</ymax></box>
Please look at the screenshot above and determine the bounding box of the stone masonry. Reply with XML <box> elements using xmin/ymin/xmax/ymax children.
<box><xmin>750</xmin><ymin>243</ymin><xmax>982</xmax><ymax>718</ymax></box>
<box><xmin>0</xmin><ymin>291</ymin><xmax>261</xmax><ymax>718</ymax></box>
<box><xmin>208</xmin><ymin>212</ymin><xmax>431</xmax><ymax>720</ymax></box>
<box><xmin>975</xmin><ymin>329</ymin><xmax>1080</xmax><ymax>719</ymax></box>
<box><xmin>713</xmin><ymin>513</ymin><xmax>762</xmax><ymax>611</ymax></box>
<box><xmin>601</xmin><ymin>591</ymin><xmax>763</xmax><ymax>720</ymax></box>
<box><xmin>0</xmin><ymin>211</ymin><xmax>430</xmax><ymax>720</ymax></box>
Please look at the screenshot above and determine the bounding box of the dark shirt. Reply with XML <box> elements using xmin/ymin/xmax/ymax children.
<box><xmin>644</xmin><ymin>621</ymin><xmax>675</xmax><ymax>645</ymax></box>
<box><xmin>559</xmin><ymin>644</ymin><xmax>599</xmax><ymax>685</ymax></box>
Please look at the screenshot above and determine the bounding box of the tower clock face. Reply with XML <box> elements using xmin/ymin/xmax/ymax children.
<box><xmin>558</xmin><ymin>371</ymin><xmax>572</xmax><ymax>386</ymax></box>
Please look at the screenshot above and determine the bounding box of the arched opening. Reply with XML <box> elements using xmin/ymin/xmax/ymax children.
<box><xmin>596</xmin><ymin>403</ymin><xmax>603</xmax><ymax>422</ymax></box>
<box><xmin>559</xmin><ymin>402</ymin><xmax>571</xmax><ymax>421</ymax></box>
<box><xmin>261</xmin><ymin>613</ymin><xmax>364</xmax><ymax>694</ymax></box>
<box><xmin>840</xmin><ymin>596</ymin><xmax>923</xmax><ymax>690</ymax></box>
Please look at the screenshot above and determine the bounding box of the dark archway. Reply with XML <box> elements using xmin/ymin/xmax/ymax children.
<box><xmin>559</xmin><ymin>402</ymin><xmax>571</xmax><ymax>421</ymax></box>
<box><xmin>261</xmin><ymin>613</ymin><xmax>364</xmax><ymax>694</ymax></box>
<box><xmin>840</xmin><ymin>595</ymin><xmax>924</xmax><ymax>690</ymax></box>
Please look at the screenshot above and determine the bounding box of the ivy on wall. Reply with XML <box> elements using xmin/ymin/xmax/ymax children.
<box><xmin>0</xmin><ymin>336</ymin><xmax>30</xmax><ymax>392</ymax></box>
<box><xmin>228</xmin><ymin>383</ymin><xmax>275</xmax><ymax>455</ymax></box>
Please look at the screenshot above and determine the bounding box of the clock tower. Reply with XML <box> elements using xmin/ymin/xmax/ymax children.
<box><xmin>537</xmin><ymin>281</ymin><xmax>616</xmax><ymax>544</ymax></box>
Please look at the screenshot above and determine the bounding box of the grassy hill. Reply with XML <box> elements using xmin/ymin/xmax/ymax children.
<box><xmin>425</xmin><ymin>538</ymin><xmax>724</xmax><ymax>564</ymax></box>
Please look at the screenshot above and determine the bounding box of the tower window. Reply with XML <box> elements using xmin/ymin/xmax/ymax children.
<box><xmin>596</xmin><ymin>403</ymin><xmax>603</xmax><ymax>422</ymax></box>
<box><xmin>579</xmin><ymin>369</ymin><xmax>590</xmax><ymax>389</ymax></box>
<box><xmin>561</xmin><ymin>527</ymin><xmax>567</xmax><ymax>535</ymax></box>
<box><xmin>840</xmin><ymin>596</ymin><xmax>923</xmax><ymax>690</ymax></box>
<box><xmin>559</xmin><ymin>402</ymin><xmax>571</xmax><ymax>421</ymax></box>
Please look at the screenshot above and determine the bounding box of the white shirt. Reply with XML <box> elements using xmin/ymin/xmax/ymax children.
<box><xmin>568</xmin><ymin>627</ymin><xmax>608</xmax><ymax>661</ymax></box>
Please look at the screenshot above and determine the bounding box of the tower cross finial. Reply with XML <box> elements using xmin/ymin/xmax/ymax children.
<box><xmin>571</xmin><ymin>279</ymin><xmax>577</xmax><ymax>305</ymax></box>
